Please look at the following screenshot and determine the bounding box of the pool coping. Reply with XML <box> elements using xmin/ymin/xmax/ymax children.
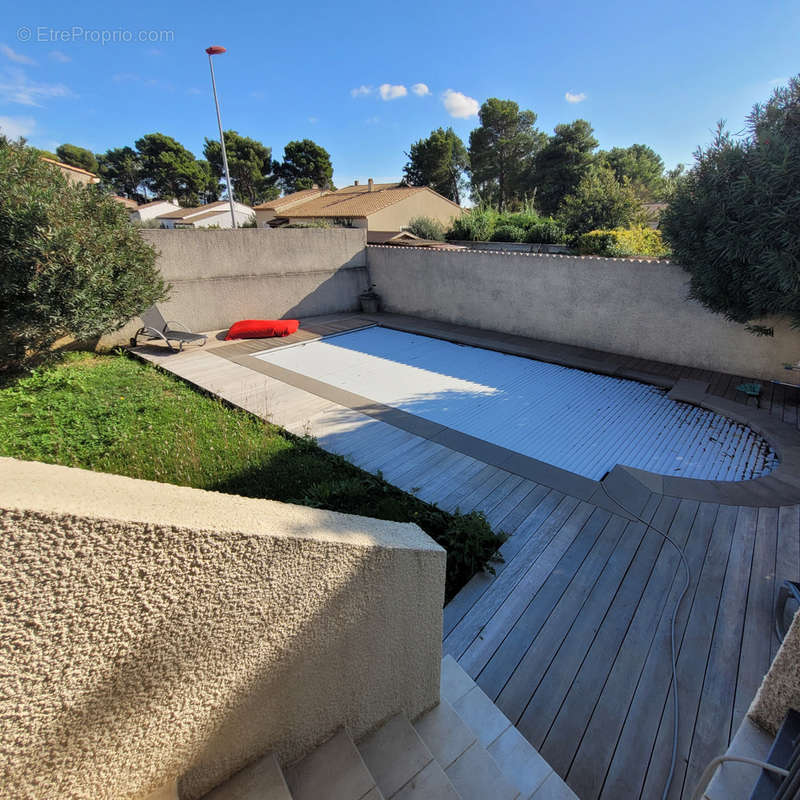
<box><xmin>205</xmin><ymin>318</ymin><xmax>800</xmax><ymax>511</ymax></box>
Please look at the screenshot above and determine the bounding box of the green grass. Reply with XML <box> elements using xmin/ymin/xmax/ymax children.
<box><xmin>0</xmin><ymin>351</ymin><xmax>504</xmax><ymax>599</ymax></box>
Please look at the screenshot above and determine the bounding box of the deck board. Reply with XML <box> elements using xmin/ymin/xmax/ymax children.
<box><xmin>131</xmin><ymin>312</ymin><xmax>800</xmax><ymax>799</ymax></box>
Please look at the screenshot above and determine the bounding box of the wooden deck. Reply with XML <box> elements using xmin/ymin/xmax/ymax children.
<box><xmin>131</xmin><ymin>313</ymin><xmax>800</xmax><ymax>800</ymax></box>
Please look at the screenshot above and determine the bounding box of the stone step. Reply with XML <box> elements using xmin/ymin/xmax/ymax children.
<box><xmin>438</xmin><ymin>656</ymin><xmax>579</xmax><ymax>800</ymax></box>
<box><xmin>201</xmin><ymin>752</ymin><xmax>292</xmax><ymax>800</ymax></box>
<box><xmin>357</xmin><ymin>713</ymin><xmax>460</xmax><ymax>800</ymax></box>
<box><xmin>283</xmin><ymin>728</ymin><xmax>384</xmax><ymax>800</ymax></box>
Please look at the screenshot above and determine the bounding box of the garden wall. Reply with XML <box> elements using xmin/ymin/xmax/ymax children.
<box><xmin>102</xmin><ymin>228</ymin><xmax>369</xmax><ymax>346</ymax></box>
<box><xmin>367</xmin><ymin>246</ymin><xmax>800</xmax><ymax>381</ymax></box>
<box><xmin>0</xmin><ymin>457</ymin><xmax>444</xmax><ymax>800</ymax></box>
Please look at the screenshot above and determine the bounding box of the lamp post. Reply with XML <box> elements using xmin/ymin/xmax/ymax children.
<box><xmin>205</xmin><ymin>45</ymin><xmax>236</xmax><ymax>229</ymax></box>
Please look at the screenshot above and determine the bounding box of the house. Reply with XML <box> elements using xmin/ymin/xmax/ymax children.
<box><xmin>642</xmin><ymin>202</ymin><xmax>668</xmax><ymax>229</ymax></box>
<box><xmin>156</xmin><ymin>200</ymin><xmax>254</xmax><ymax>229</ymax></box>
<box><xmin>254</xmin><ymin>179</ymin><xmax>463</xmax><ymax>232</ymax></box>
<box><xmin>129</xmin><ymin>199</ymin><xmax>181</xmax><ymax>223</ymax></box>
<box><xmin>41</xmin><ymin>157</ymin><xmax>100</xmax><ymax>186</ymax></box>
<box><xmin>112</xmin><ymin>195</ymin><xmax>139</xmax><ymax>212</ymax></box>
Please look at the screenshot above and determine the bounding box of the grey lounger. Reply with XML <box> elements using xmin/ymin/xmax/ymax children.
<box><xmin>131</xmin><ymin>306</ymin><xmax>208</xmax><ymax>352</ymax></box>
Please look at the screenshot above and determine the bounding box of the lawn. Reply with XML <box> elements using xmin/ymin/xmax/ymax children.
<box><xmin>0</xmin><ymin>351</ymin><xmax>503</xmax><ymax>599</ymax></box>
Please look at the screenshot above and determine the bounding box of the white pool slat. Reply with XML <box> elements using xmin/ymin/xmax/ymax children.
<box><xmin>255</xmin><ymin>327</ymin><xmax>777</xmax><ymax>481</ymax></box>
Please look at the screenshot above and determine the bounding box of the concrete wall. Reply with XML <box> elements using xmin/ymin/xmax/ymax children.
<box><xmin>102</xmin><ymin>228</ymin><xmax>369</xmax><ymax>346</ymax></box>
<box><xmin>367</xmin><ymin>246</ymin><xmax>800</xmax><ymax>381</ymax></box>
<box><xmin>0</xmin><ymin>457</ymin><xmax>445</xmax><ymax>800</ymax></box>
<box><xmin>748</xmin><ymin>611</ymin><xmax>800</xmax><ymax>735</ymax></box>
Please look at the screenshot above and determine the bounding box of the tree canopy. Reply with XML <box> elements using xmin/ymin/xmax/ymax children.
<box><xmin>96</xmin><ymin>146</ymin><xmax>143</xmax><ymax>200</ymax></box>
<box><xmin>468</xmin><ymin>98</ymin><xmax>546</xmax><ymax>210</ymax></box>
<box><xmin>600</xmin><ymin>144</ymin><xmax>664</xmax><ymax>200</ymax></box>
<box><xmin>661</xmin><ymin>75</ymin><xmax>800</xmax><ymax>328</ymax></box>
<box><xmin>55</xmin><ymin>143</ymin><xmax>98</xmax><ymax>175</ymax></box>
<box><xmin>134</xmin><ymin>133</ymin><xmax>210</xmax><ymax>206</ymax></box>
<box><xmin>203</xmin><ymin>130</ymin><xmax>279</xmax><ymax>206</ymax></box>
<box><xmin>278</xmin><ymin>139</ymin><xmax>334</xmax><ymax>193</ymax></box>
<box><xmin>530</xmin><ymin>119</ymin><xmax>598</xmax><ymax>216</ymax></box>
<box><xmin>403</xmin><ymin>127</ymin><xmax>469</xmax><ymax>204</ymax></box>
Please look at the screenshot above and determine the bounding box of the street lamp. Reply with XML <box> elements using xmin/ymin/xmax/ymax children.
<box><xmin>205</xmin><ymin>45</ymin><xmax>236</xmax><ymax>228</ymax></box>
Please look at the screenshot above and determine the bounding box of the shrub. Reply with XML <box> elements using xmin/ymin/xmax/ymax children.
<box><xmin>558</xmin><ymin>165</ymin><xmax>643</xmax><ymax>237</ymax></box>
<box><xmin>524</xmin><ymin>218</ymin><xmax>567</xmax><ymax>244</ymax></box>
<box><xmin>490</xmin><ymin>224</ymin><xmax>526</xmax><ymax>242</ymax></box>
<box><xmin>661</xmin><ymin>76</ymin><xmax>800</xmax><ymax>327</ymax></box>
<box><xmin>577</xmin><ymin>226</ymin><xmax>670</xmax><ymax>258</ymax></box>
<box><xmin>0</xmin><ymin>141</ymin><xmax>167</xmax><ymax>370</ymax></box>
<box><xmin>446</xmin><ymin>204</ymin><xmax>499</xmax><ymax>240</ymax></box>
<box><xmin>405</xmin><ymin>215</ymin><xmax>446</xmax><ymax>241</ymax></box>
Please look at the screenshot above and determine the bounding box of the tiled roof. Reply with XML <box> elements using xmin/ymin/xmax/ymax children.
<box><xmin>112</xmin><ymin>195</ymin><xmax>139</xmax><ymax>210</ymax></box>
<box><xmin>40</xmin><ymin>157</ymin><xmax>99</xmax><ymax>179</ymax></box>
<box><xmin>253</xmin><ymin>187</ymin><xmax>323</xmax><ymax>211</ymax></box>
<box><xmin>157</xmin><ymin>201</ymin><xmax>228</xmax><ymax>220</ymax></box>
<box><xmin>279</xmin><ymin>185</ymin><xmax>459</xmax><ymax>219</ymax></box>
<box><xmin>174</xmin><ymin>208</ymin><xmax>231</xmax><ymax>224</ymax></box>
<box><xmin>136</xmin><ymin>198</ymin><xmax>178</xmax><ymax>209</ymax></box>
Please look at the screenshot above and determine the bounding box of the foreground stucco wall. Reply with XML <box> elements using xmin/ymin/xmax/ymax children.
<box><xmin>367</xmin><ymin>246</ymin><xmax>800</xmax><ymax>381</ymax></box>
<box><xmin>101</xmin><ymin>228</ymin><xmax>368</xmax><ymax>346</ymax></box>
<box><xmin>0</xmin><ymin>457</ymin><xmax>444</xmax><ymax>800</ymax></box>
<box><xmin>748</xmin><ymin>611</ymin><xmax>800</xmax><ymax>735</ymax></box>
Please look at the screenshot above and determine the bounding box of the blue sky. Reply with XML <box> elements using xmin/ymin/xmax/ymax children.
<box><xmin>1</xmin><ymin>0</ymin><xmax>797</xmax><ymax>190</ymax></box>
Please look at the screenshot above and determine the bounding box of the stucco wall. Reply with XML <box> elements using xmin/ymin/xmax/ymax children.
<box><xmin>101</xmin><ymin>228</ymin><xmax>369</xmax><ymax>346</ymax></box>
<box><xmin>366</xmin><ymin>190</ymin><xmax>463</xmax><ymax>231</ymax></box>
<box><xmin>367</xmin><ymin>246</ymin><xmax>800</xmax><ymax>381</ymax></box>
<box><xmin>748</xmin><ymin>611</ymin><xmax>800</xmax><ymax>735</ymax></box>
<box><xmin>0</xmin><ymin>457</ymin><xmax>445</xmax><ymax>800</ymax></box>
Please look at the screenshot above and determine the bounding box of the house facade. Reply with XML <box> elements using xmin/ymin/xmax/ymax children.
<box><xmin>156</xmin><ymin>200</ymin><xmax>254</xmax><ymax>229</ymax></box>
<box><xmin>41</xmin><ymin>157</ymin><xmax>100</xmax><ymax>186</ymax></box>
<box><xmin>254</xmin><ymin>180</ymin><xmax>463</xmax><ymax>232</ymax></box>
<box><xmin>129</xmin><ymin>199</ymin><xmax>181</xmax><ymax>223</ymax></box>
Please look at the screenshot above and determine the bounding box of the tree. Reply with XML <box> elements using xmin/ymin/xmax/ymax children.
<box><xmin>203</xmin><ymin>130</ymin><xmax>279</xmax><ymax>206</ymax></box>
<box><xmin>600</xmin><ymin>144</ymin><xmax>665</xmax><ymax>200</ymax></box>
<box><xmin>468</xmin><ymin>99</ymin><xmax>546</xmax><ymax>210</ymax></box>
<box><xmin>661</xmin><ymin>76</ymin><xmax>800</xmax><ymax>328</ymax></box>
<box><xmin>558</xmin><ymin>164</ymin><xmax>642</xmax><ymax>236</ymax></box>
<box><xmin>135</xmin><ymin>133</ymin><xmax>209</xmax><ymax>205</ymax></box>
<box><xmin>405</xmin><ymin>216</ymin><xmax>446</xmax><ymax>241</ymax></box>
<box><xmin>403</xmin><ymin>127</ymin><xmax>469</xmax><ymax>204</ymax></box>
<box><xmin>657</xmin><ymin>163</ymin><xmax>687</xmax><ymax>202</ymax></box>
<box><xmin>0</xmin><ymin>140</ymin><xmax>166</xmax><ymax>369</ymax></box>
<box><xmin>55</xmin><ymin>143</ymin><xmax>98</xmax><ymax>174</ymax></box>
<box><xmin>530</xmin><ymin>119</ymin><xmax>598</xmax><ymax>215</ymax></box>
<box><xmin>277</xmin><ymin>139</ymin><xmax>334</xmax><ymax>193</ymax></box>
<box><xmin>96</xmin><ymin>146</ymin><xmax>143</xmax><ymax>200</ymax></box>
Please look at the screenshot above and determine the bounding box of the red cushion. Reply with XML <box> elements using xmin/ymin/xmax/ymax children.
<box><xmin>225</xmin><ymin>319</ymin><xmax>300</xmax><ymax>340</ymax></box>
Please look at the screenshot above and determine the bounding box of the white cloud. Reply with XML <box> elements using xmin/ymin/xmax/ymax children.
<box><xmin>350</xmin><ymin>84</ymin><xmax>373</xmax><ymax>97</ymax></box>
<box><xmin>1</xmin><ymin>44</ymin><xmax>36</xmax><ymax>65</ymax></box>
<box><xmin>0</xmin><ymin>114</ymin><xmax>36</xmax><ymax>139</ymax></box>
<box><xmin>442</xmin><ymin>89</ymin><xmax>479</xmax><ymax>118</ymax></box>
<box><xmin>412</xmin><ymin>83</ymin><xmax>430</xmax><ymax>96</ymax></box>
<box><xmin>0</xmin><ymin>68</ymin><xmax>71</xmax><ymax>106</ymax></box>
<box><xmin>565</xmin><ymin>91</ymin><xmax>587</xmax><ymax>104</ymax></box>
<box><xmin>49</xmin><ymin>50</ymin><xmax>71</xmax><ymax>63</ymax></box>
<box><xmin>379</xmin><ymin>83</ymin><xmax>407</xmax><ymax>100</ymax></box>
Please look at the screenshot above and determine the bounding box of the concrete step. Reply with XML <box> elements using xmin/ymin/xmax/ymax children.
<box><xmin>201</xmin><ymin>752</ymin><xmax>292</xmax><ymax>800</ymax></box>
<box><xmin>438</xmin><ymin>655</ymin><xmax>579</xmax><ymax>800</ymax></box>
<box><xmin>284</xmin><ymin>728</ymin><xmax>384</xmax><ymax>800</ymax></box>
<box><xmin>357</xmin><ymin>713</ymin><xmax>460</xmax><ymax>800</ymax></box>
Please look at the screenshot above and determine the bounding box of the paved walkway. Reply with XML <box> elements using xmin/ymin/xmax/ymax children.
<box><xmin>132</xmin><ymin>313</ymin><xmax>800</xmax><ymax>799</ymax></box>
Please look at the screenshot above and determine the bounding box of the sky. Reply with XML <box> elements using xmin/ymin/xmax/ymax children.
<box><xmin>1</xmin><ymin>0</ymin><xmax>798</xmax><ymax>191</ymax></box>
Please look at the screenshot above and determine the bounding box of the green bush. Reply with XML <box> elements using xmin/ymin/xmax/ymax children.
<box><xmin>491</xmin><ymin>224</ymin><xmax>526</xmax><ymax>242</ymax></box>
<box><xmin>524</xmin><ymin>218</ymin><xmax>567</xmax><ymax>244</ymax></box>
<box><xmin>405</xmin><ymin>215</ymin><xmax>446</xmax><ymax>241</ymax></box>
<box><xmin>446</xmin><ymin>204</ymin><xmax>499</xmax><ymax>240</ymax></box>
<box><xmin>0</xmin><ymin>141</ymin><xmax>167</xmax><ymax>370</ymax></box>
<box><xmin>577</xmin><ymin>226</ymin><xmax>670</xmax><ymax>258</ymax></box>
<box><xmin>558</xmin><ymin>165</ymin><xmax>643</xmax><ymax>237</ymax></box>
<box><xmin>661</xmin><ymin>76</ymin><xmax>800</xmax><ymax>327</ymax></box>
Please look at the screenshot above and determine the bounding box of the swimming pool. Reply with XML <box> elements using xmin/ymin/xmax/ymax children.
<box><xmin>255</xmin><ymin>327</ymin><xmax>777</xmax><ymax>482</ymax></box>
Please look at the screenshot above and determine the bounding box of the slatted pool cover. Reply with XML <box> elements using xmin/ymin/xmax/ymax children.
<box><xmin>255</xmin><ymin>327</ymin><xmax>777</xmax><ymax>481</ymax></box>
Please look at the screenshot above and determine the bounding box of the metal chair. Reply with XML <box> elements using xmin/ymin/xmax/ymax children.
<box><xmin>131</xmin><ymin>306</ymin><xmax>208</xmax><ymax>352</ymax></box>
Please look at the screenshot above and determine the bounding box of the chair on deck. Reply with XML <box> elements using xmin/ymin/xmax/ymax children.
<box><xmin>131</xmin><ymin>306</ymin><xmax>208</xmax><ymax>352</ymax></box>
